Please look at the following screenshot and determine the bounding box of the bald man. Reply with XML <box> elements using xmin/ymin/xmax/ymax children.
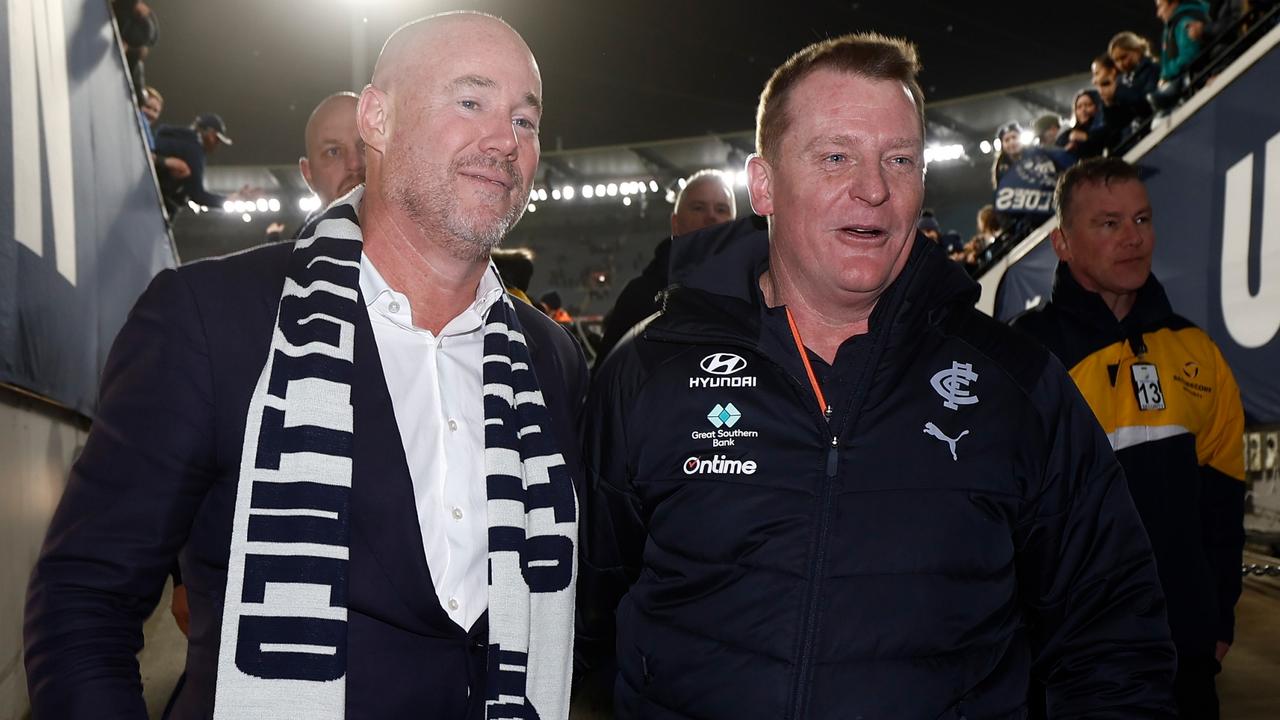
<box><xmin>595</xmin><ymin>169</ymin><xmax>736</xmax><ymax>367</ymax></box>
<box><xmin>25</xmin><ymin>12</ymin><xmax>586</xmax><ymax>720</ymax></box>
<box><xmin>302</xmin><ymin>92</ymin><xmax>366</xmax><ymax>208</ymax></box>
<box><xmin>267</xmin><ymin>93</ymin><xmax>367</xmax><ymax>241</ymax></box>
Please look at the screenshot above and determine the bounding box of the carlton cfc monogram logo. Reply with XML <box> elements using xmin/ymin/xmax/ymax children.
<box><xmin>931</xmin><ymin>361</ymin><xmax>980</xmax><ymax>410</ymax></box>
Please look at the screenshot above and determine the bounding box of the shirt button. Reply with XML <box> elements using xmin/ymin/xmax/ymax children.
<box><xmin>448</xmin><ymin>597</ymin><xmax>459</xmax><ymax>611</ymax></box>
<box><xmin>448</xmin><ymin>418</ymin><xmax>458</xmax><ymax>432</ymax></box>
<box><xmin>452</xmin><ymin>507</ymin><xmax>464</xmax><ymax>520</ymax></box>
<box><xmin>388</xmin><ymin>300</ymin><xmax>401</xmax><ymax>313</ymax></box>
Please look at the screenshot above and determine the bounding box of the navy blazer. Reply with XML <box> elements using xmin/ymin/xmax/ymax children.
<box><xmin>24</xmin><ymin>242</ymin><xmax>589</xmax><ymax>719</ymax></box>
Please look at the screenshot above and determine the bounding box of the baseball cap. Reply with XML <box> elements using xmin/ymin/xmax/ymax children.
<box><xmin>917</xmin><ymin>214</ymin><xmax>941</xmax><ymax>234</ymax></box>
<box><xmin>194</xmin><ymin>113</ymin><xmax>234</xmax><ymax>145</ymax></box>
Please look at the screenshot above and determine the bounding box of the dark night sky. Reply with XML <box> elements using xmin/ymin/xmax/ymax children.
<box><xmin>144</xmin><ymin>1</ymin><xmax>1163</xmax><ymax>166</ymax></box>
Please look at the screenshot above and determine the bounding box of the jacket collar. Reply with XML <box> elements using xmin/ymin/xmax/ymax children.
<box><xmin>1050</xmin><ymin>261</ymin><xmax>1174</xmax><ymax>339</ymax></box>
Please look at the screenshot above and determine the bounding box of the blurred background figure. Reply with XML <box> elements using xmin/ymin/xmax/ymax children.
<box><xmin>1109</xmin><ymin>31</ymin><xmax>1160</xmax><ymax>122</ymax></box>
<box><xmin>1055</xmin><ymin>89</ymin><xmax>1106</xmax><ymax>158</ymax></box>
<box><xmin>492</xmin><ymin>248</ymin><xmax>537</xmax><ymax>306</ymax></box>
<box><xmin>112</xmin><ymin>0</ymin><xmax>158</xmax><ymax>105</ymax></box>
<box><xmin>153</xmin><ymin>113</ymin><xmax>239</xmax><ymax>217</ymax></box>
<box><xmin>269</xmin><ymin>92</ymin><xmax>366</xmax><ymax>241</ymax></box>
<box><xmin>594</xmin><ymin>169</ymin><xmax>736</xmax><ymax>367</ymax></box>
<box><xmin>1033</xmin><ymin>114</ymin><xmax>1061</xmax><ymax>147</ymax></box>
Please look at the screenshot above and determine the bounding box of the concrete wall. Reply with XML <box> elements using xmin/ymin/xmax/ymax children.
<box><xmin>0</xmin><ymin>386</ymin><xmax>88</xmax><ymax>720</ymax></box>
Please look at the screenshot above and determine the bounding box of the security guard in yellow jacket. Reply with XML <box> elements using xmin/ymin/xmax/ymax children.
<box><xmin>1014</xmin><ymin>157</ymin><xmax>1245</xmax><ymax>719</ymax></box>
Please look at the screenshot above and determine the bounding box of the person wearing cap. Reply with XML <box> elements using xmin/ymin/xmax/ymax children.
<box><xmin>916</xmin><ymin>210</ymin><xmax>941</xmax><ymax>242</ymax></box>
<box><xmin>153</xmin><ymin>112</ymin><xmax>237</xmax><ymax>216</ymax></box>
<box><xmin>1032</xmin><ymin>114</ymin><xmax>1061</xmax><ymax>147</ymax></box>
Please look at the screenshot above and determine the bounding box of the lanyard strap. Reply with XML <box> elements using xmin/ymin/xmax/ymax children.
<box><xmin>784</xmin><ymin>307</ymin><xmax>828</xmax><ymax>416</ymax></box>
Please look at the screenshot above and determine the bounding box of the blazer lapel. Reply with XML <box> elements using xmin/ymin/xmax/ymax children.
<box><xmin>349</xmin><ymin>306</ymin><xmax>453</xmax><ymax>628</ymax></box>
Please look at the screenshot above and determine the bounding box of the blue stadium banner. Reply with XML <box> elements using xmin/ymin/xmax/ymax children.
<box><xmin>1</xmin><ymin>0</ymin><xmax>174</xmax><ymax>416</ymax></box>
<box><xmin>995</xmin><ymin>36</ymin><xmax>1280</xmax><ymax>424</ymax></box>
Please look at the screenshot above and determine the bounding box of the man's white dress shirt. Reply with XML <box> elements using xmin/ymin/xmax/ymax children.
<box><xmin>359</xmin><ymin>253</ymin><xmax>504</xmax><ymax>631</ymax></box>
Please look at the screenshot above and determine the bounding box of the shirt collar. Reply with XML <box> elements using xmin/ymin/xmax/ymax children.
<box><xmin>359</xmin><ymin>253</ymin><xmax>506</xmax><ymax>333</ymax></box>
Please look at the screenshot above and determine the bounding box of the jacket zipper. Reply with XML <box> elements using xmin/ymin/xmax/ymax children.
<box><xmin>645</xmin><ymin>329</ymin><xmax>844</xmax><ymax>718</ymax></box>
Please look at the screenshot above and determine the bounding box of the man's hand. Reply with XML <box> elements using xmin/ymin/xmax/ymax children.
<box><xmin>1187</xmin><ymin>20</ymin><xmax>1206</xmax><ymax>43</ymax></box>
<box><xmin>171</xmin><ymin>583</ymin><xmax>191</xmax><ymax>637</ymax></box>
<box><xmin>1215</xmin><ymin>641</ymin><xmax>1230</xmax><ymax>663</ymax></box>
<box><xmin>162</xmin><ymin>156</ymin><xmax>191</xmax><ymax>180</ymax></box>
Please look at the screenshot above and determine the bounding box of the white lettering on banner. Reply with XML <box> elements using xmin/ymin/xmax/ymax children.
<box><xmin>1221</xmin><ymin>131</ymin><xmax>1280</xmax><ymax>348</ymax></box>
<box><xmin>8</xmin><ymin>0</ymin><xmax>77</xmax><ymax>286</ymax></box>
<box><xmin>994</xmin><ymin>187</ymin><xmax>1054</xmax><ymax>214</ymax></box>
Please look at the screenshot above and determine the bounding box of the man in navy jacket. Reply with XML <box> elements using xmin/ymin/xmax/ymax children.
<box><xmin>578</xmin><ymin>32</ymin><xmax>1176</xmax><ymax>719</ymax></box>
<box><xmin>25</xmin><ymin>13</ymin><xmax>586</xmax><ymax>719</ymax></box>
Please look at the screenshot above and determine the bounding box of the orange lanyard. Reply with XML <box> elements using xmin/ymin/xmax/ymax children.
<box><xmin>784</xmin><ymin>307</ymin><xmax>829</xmax><ymax>418</ymax></box>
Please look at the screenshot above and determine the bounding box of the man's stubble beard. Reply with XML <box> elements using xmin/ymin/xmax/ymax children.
<box><xmin>385</xmin><ymin>150</ymin><xmax>530</xmax><ymax>263</ymax></box>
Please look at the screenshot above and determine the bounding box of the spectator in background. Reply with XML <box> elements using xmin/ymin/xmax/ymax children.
<box><xmin>990</xmin><ymin>121</ymin><xmax>1024</xmax><ymax>189</ymax></box>
<box><xmin>1055</xmin><ymin>89</ymin><xmax>1107</xmax><ymax>159</ymax></box>
<box><xmin>112</xmin><ymin>1</ymin><xmax>159</xmax><ymax>105</ymax></box>
<box><xmin>1092</xmin><ymin>54</ymin><xmax>1138</xmax><ymax>150</ymax></box>
<box><xmin>917</xmin><ymin>210</ymin><xmax>941</xmax><ymax>242</ymax></box>
<box><xmin>540</xmin><ymin>290</ymin><xmax>572</xmax><ymax>323</ymax></box>
<box><xmin>492</xmin><ymin>248</ymin><xmax>537</xmax><ymax>306</ymax></box>
<box><xmin>1032</xmin><ymin>114</ymin><xmax>1060</xmax><ymax>147</ymax></box>
<box><xmin>992</xmin><ymin>120</ymin><xmax>1075</xmax><ymax>234</ymax></box>
<box><xmin>136</xmin><ymin>86</ymin><xmax>191</xmax><ymax>185</ymax></box>
<box><xmin>153</xmin><ymin>113</ymin><xmax>238</xmax><ymax>217</ymax></box>
<box><xmin>594</xmin><ymin>169</ymin><xmax>736</xmax><ymax>368</ymax></box>
<box><xmin>1157</xmin><ymin>0</ymin><xmax>1211</xmax><ymax>88</ymax></box>
<box><xmin>1109</xmin><ymin>32</ymin><xmax>1160</xmax><ymax>122</ymax></box>
<box><xmin>269</xmin><ymin>92</ymin><xmax>367</xmax><ymax>241</ymax></box>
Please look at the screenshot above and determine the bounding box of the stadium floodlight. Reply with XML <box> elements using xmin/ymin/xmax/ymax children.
<box><xmin>582</xmin><ymin>185</ymin><xmax>594</xmax><ymax>199</ymax></box>
<box><xmin>606</xmin><ymin>183</ymin><xmax>618</xmax><ymax>197</ymax></box>
<box><xmin>299</xmin><ymin>195</ymin><xmax>321</xmax><ymax>212</ymax></box>
<box><xmin>527</xmin><ymin>203</ymin><xmax>537</xmax><ymax>213</ymax></box>
<box><xmin>241</xmin><ymin>213</ymin><xmax>252</xmax><ymax>223</ymax></box>
<box><xmin>923</xmin><ymin>143</ymin><xmax>965</xmax><ymax>164</ymax></box>
<box><xmin>594</xmin><ymin>183</ymin><xmax>605</xmax><ymax>197</ymax></box>
<box><xmin>256</xmin><ymin>198</ymin><xmax>269</xmax><ymax>212</ymax></box>
<box><xmin>268</xmin><ymin>198</ymin><xmax>281</xmax><ymax>212</ymax></box>
<box><xmin>562</xmin><ymin>185</ymin><xmax>575</xmax><ymax>200</ymax></box>
<box><xmin>223</xmin><ymin>200</ymin><xmax>235</xmax><ymax>213</ymax></box>
<box><xmin>623</xmin><ymin>196</ymin><xmax>632</xmax><ymax>206</ymax></box>
<box><xmin>979</xmin><ymin>140</ymin><xmax>993</xmax><ymax>155</ymax></box>
<box><xmin>649</xmin><ymin>180</ymin><xmax>659</xmax><ymax>192</ymax></box>
<box><xmin>677</xmin><ymin>177</ymin><xmax>687</xmax><ymax>189</ymax></box>
<box><xmin>1019</xmin><ymin>130</ymin><xmax>1034</xmax><ymax>146</ymax></box>
<box><xmin>551</xmin><ymin>188</ymin><xmax>562</xmax><ymax>200</ymax></box>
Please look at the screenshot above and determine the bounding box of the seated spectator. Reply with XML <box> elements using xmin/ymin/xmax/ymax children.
<box><xmin>1091</xmin><ymin>54</ymin><xmax>1137</xmax><ymax>150</ymax></box>
<box><xmin>492</xmin><ymin>248</ymin><xmax>537</xmax><ymax>306</ymax></box>
<box><xmin>1033</xmin><ymin>114</ymin><xmax>1061</xmax><ymax>147</ymax></box>
<box><xmin>1156</xmin><ymin>0</ymin><xmax>1212</xmax><ymax>89</ymax></box>
<box><xmin>1109</xmin><ymin>32</ymin><xmax>1160</xmax><ymax>121</ymax></box>
<box><xmin>917</xmin><ymin>210</ymin><xmax>941</xmax><ymax>242</ymax></box>
<box><xmin>1055</xmin><ymin>89</ymin><xmax>1107</xmax><ymax>159</ymax></box>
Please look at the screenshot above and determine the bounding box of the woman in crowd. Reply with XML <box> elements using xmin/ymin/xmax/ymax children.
<box><xmin>1109</xmin><ymin>32</ymin><xmax>1160</xmax><ymax>121</ymax></box>
<box><xmin>1056</xmin><ymin>89</ymin><xmax>1107</xmax><ymax>159</ymax></box>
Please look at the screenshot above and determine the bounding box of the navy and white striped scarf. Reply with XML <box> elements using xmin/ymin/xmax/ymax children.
<box><xmin>214</xmin><ymin>188</ymin><xmax>577</xmax><ymax>719</ymax></box>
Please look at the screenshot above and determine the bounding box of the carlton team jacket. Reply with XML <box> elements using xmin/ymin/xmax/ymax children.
<box><xmin>1013</xmin><ymin>263</ymin><xmax>1246</xmax><ymax>660</ymax></box>
<box><xmin>578</xmin><ymin>219</ymin><xmax>1176</xmax><ymax>719</ymax></box>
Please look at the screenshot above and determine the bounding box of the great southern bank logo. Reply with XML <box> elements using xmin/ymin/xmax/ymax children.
<box><xmin>707</xmin><ymin>403</ymin><xmax>741</xmax><ymax>428</ymax></box>
<box><xmin>691</xmin><ymin>353</ymin><xmax>757</xmax><ymax>388</ymax></box>
<box><xmin>683</xmin><ymin>454</ymin><xmax>758</xmax><ymax>475</ymax></box>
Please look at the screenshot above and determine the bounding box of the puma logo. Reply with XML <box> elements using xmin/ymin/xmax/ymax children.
<box><xmin>923</xmin><ymin>422</ymin><xmax>969</xmax><ymax>461</ymax></box>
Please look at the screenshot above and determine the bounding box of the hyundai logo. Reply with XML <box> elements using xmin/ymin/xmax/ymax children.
<box><xmin>700</xmin><ymin>352</ymin><xmax>747</xmax><ymax>376</ymax></box>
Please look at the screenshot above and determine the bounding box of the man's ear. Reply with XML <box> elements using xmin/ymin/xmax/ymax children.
<box><xmin>299</xmin><ymin>156</ymin><xmax>314</xmax><ymax>193</ymax></box>
<box><xmin>1049</xmin><ymin>226</ymin><xmax>1071</xmax><ymax>262</ymax></box>
<box><xmin>357</xmin><ymin>85</ymin><xmax>389</xmax><ymax>154</ymax></box>
<box><xmin>746</xmin><ymin>154</ymin><xmax>774</xmax><ymax>217</ymax></box>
